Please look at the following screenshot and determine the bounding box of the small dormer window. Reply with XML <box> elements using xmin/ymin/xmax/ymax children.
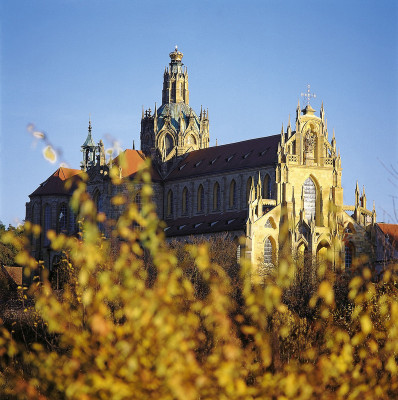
<box><xmin>210</xmin><ymin>157</ymin><xmax>218</xmax><ymax>165</ymax></box>
<box><xmin>179</xmin><ymin>163</ymin><xmax>187</xmax><ymax>170</ymax></box>
<box><xmin>226</xmin><ymin>155</ymin><xmax>234</xmax><ymax>162</ymax></box>
<box><xmin>194</xmin><ymin>160</ymin><xmax>202</xmax><ymax>167</ymax></box>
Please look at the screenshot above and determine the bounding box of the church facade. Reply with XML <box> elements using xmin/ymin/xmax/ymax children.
<box><xmin>26</xmin><ymin>48</ymin><xmax>384</xmax><ymax>279</ymax></box>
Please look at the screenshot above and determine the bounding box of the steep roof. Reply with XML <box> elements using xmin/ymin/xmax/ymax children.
<box><xmin>166</xmin><ymin>135</ymin><xmax>280</xmax><ymax>181</ymax></box>
<box><xmin>377</xmin><ymin>223</ymin><xmax>398</xmax><ymax>251</ymax></box>
<box><xmin>113</xmin><ymin>149</ymin><xmax>162</xmax><ymax>181</ymax></box>
<box><xmin>164</xmin><ymin>210</ymin><xmax>247</xmax><ymax>237</ymax></box>
<box><xmin>30</xmin><ymin>167</ymin><xmax>82</xmax><ymax>197</ymax></box>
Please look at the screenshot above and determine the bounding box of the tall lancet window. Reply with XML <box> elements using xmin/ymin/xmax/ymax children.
<box><xmin>182</xmin><ymin>187</ymin><xmax>189</xmax><ymax>215</ymax></box>
<box><xmin>303</xmin><ymin>177</ymin><xmax>316</xmax><ymax>221</ymax></box>
<box><xmin>213</xmin><ymin>182</ymin><xmax>220</xmax><ymax>211</ymax></box>
<box><xmin>165</xmin><ymin>134</ymin><xmax>173</xmax><ymax>155</ymax></box>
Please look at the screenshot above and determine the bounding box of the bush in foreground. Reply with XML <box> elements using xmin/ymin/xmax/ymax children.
<box><xmin>0</xmin><ymin>164</ymin><xmax>397</xmax><ymax>399</ymax></box>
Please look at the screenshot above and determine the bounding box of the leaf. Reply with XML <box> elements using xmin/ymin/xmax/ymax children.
<box><xmin>42</xmin><ymin>145</ymin><xmax>56</xmax><ymax>163</ymax></box>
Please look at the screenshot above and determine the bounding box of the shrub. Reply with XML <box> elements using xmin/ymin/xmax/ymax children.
<box><xmin>0</xmin><ymin>162</ymin><xmax>397</xmax><ymax>399</ymax></box>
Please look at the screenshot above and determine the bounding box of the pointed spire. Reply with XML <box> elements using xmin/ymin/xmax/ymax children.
<box><xmin>133</xmin><ymin>140</ymin><xmax>135</xmax><ymax>150</ymax></box>
<box><xmin>207</xmin><ymin>108</ymin><xmax>209</xmax><ymax>120</ymax></box>
<box><xmin>296</xmin><ymin>99</ymin><xmax>301</xmax><ymax>120</ymax></box>
<box><xmin>256</xmin><ymin>171</ymin><xmax>262</xmax><ymax>198</ymax></box>
<box><xmin>281</xmin><ymin>123</ymin><xmax>285</xmax><ymax>145</ymax></box>
<box><xmin>200</xmin><ymin>105</ymin><xmax>203</xmax><ymax>119</ymax></box>
<box><xmin>355</xmin><ymin>181</ymin><xmax>360</xmax><ymax>208</ymax></box>
<box><xmin>216</xmin><ymin>138</ymin><xmax>218</xmax><ymax>146</ymax></box>
<box><xmin>320</xmin><ymin>101</ymin><xmax>325</xmax><ymax>121</ymax></box>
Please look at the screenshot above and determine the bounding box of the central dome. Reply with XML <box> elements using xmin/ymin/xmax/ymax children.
<box><xmin>157</xmin><ymin>103</ymin><xmax>200</xmax><ymax>132</ymax></box>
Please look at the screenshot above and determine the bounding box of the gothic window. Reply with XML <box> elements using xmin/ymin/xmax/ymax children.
<box><xmin>182</xmin><ymin>187</ymin><xmax>189</xmax><ymax>215</ymax></box>
<box><xmin>94</xmin><ymin>191</ymin><xmax>104</xmax><ymax>232</ymax></box>
<box><xmin>165</xmin><ymin>134</ymin><xmax>173</xmax><ymax>155</ymax></box>
<box><xmin>58</xmin><ymin>204</ymin><xmax>68</xmax><ymax>233</ymax></box>
<box><xmin>213</xmin><ymin>182</ymin><xmax>221</xmax><ymax>211</ymax></box>
<box><xmin>167</xmin><ymin>189</ymin><xmax>173</xmax><ymax>217</ymax></box>
<box><xmin>187</xmin><ymin>134</ymin><xmax>196</xmax><ymax>146</ymax></box>
<box><xmin>44</xmin><ymin>204</ymin><xmax>51</xmax><ymax>246</ymax></box>
<box><xmin>263</xmin><ymin>237</ymin><xmax>274</xmax><ymax>268</ymax></box>
<box><xmin>345</xmin><ymin>242</ymin><xmax>354</xmax><ymax>268</ymax></box>
<box><xmin>303</xmin><ymin>177</ymin><xmax>316</xmax><ymax>221</ymax></box>
<box><xmin>197</xmin><ymin>184</ymin><xmax>204</xmax><ymax>213</ymax></box>
<box><xmin>229</xmin><ymin>179</ymin><xmax>236</xmax><ymax>208</ymax></box>
<box><xmin>69</xmin><ymin>207</ymin><xmax>76</xmax><ymax>234</ymax></box>
<box><xmin>265</xmin><ymin>218</ymin><xmax>272</xmax><ymax>228</ymax></box>
<box><xmin>135</xmin><ymin>191</ymin><xmax>141</xmax><ymax>211</ymax></box>
<box><xmin>263</xmin><ymin>174</ymin><xmax>272</xmax><ymax>198</ymax></box>
<box><xmin>246</xmin><ymin>176</ymin><xmax>253</xmax><ymax>203</ymax></box>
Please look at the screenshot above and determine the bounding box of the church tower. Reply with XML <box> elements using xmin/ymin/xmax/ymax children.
<box><xmin>140</xmin><ymin>47</ymin><xmax>210</xmax><ymax>169</ymax></box>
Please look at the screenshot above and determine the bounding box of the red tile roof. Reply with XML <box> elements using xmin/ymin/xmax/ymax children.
<box><xmin>377</xmin><ymin>223</ymin><xmax>398</xmax><ymax>250</ymax></box>
<box><xmin>30</xmin><ymin>167</ymin><xmax>82</xmax><ymax>197</ymax></box>
<box><xmin>113</xmin><ymin>150</ymin><xmax>162</xmax><ymax>181</ymax></box>
<box><xmin>166</xmin><ymin>135</ymin><xmax>280</xmax><ymax>180</ymax></box>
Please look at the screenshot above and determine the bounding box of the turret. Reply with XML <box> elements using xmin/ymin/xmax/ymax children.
<box><xmin>81</xmin><ymin>117</ymin><xmax>97</xmax><ymax>171</ymax></box>
<box><xmin>162</xmin><ymin>46</ymin><xmax>189</xmax><ymax>105</ymax></box>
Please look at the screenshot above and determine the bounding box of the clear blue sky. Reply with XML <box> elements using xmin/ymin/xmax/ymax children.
<box><xmin>1</xmin><ymin>0</ymin><xmax>397</xmax><ymax>226</ymax></box>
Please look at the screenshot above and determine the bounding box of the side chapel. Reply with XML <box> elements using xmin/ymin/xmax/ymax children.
<box><xmin>26</xmin><ymin>47</ymin><xmax>389</xmax><ymax>280</ymax></box>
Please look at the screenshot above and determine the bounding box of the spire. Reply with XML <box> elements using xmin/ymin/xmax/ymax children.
<box><xmin>133</xmin><ymin>140</ymin><xmax>135</xmax><ymax>150</ymax></box>
<box><xmin>320</xmin><ymin>101</ymin><xmax>325</xmax><ymax>121</ymax></box>
<box><xmin>287</xmin><ymin>114</ymin><xmax>292</xmax><ymax>137</ymax></box>
<box><xmin>256</xmin><ymin>171</ymin><xmax>262</xmax><ymax>199</ymax></box>
<box><xmin>216</xmin><ymin>138</ymin><xmax>218</xmax><ymax>146</ymax></box>
<box><xmin>82</xmin><ymin>117</ymin><xmax>96</xmax><ymax>147</ymax></box>
<box><xmin>142</xmin><ymin>106</ymin><xmax>144</xmax><ymax>119</ymax></box>
<box><xmin>355</xmin><ymin>181</ymin><xmax>360</xmax><ymax>208</ymax></box>
<box><xmin>362</xmin><ymin>185</ymin><xmax>367</xmax><ymax>208</ymax></box>
<box><xmin>280</xmin><ymin>123</ymin><xmax>285</xmax><ymax>145</ymax></box>
<box><xmin>296</xmin><ymin>99</ymin><xmax>301</xmax><ymax>120</ymax></box>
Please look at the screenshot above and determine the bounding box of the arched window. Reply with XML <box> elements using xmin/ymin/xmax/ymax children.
<box><xmin>303</xmin><ymin>177</ymin><xmax>316</xmax><ymax>222</ymax></box>
<box><xmin>58</xmin><ymin>204</ymin><xmax>68</xmax><ymax>233</ymax></box>
<box><xmin>135</xmin><ymin>191</ymin><xmax>141</xmax><ymax>211</ymax></box>
<box><xmin>182</xmin><ymin>187</ymin><xmax>189</xmax><ymax>215</ymax></box>
<box><xmin>32</xmin><ymin>203</ymin><xmax>40</xmax><ymax>225</ymax></box>
<box><xmin>165</xmin><ymin>134</ymin><xmax>173</xmax><ymax>155</ymax></box>
<box><xmin>345</xmin><ymin>242</ymin><xmax>354</xmax><ymax>268</ymax></box>
<box><xmin>229</xmin><ymin>179</ymin><xmax>236</xmax><ymax>208</ymax></box>
<box><xmin>246</xmin><ymin>176</ymin><xmax>253</xmax><ymax>203</ymax></box>
<box><xmin>213</xmin><ymin>182</ymin><xmax>221</xmax><ymax>211</ymax></box>
<box><xmin>263</xmin><ymin>174</ymin><xmax>272</xmax><ymax>198</ymax></box>
<box><xmin>167</xmin><ymin>189</ymin><xmax>173</xmax><ymax>217</ymax></box>
<box><xmin>44</xmin><ymin>204</ymin><xmax>51</xmax><ymax>246</ymax></box>
<box><xmin>187</xmin><ymin>134</ymin><xmax>196</xmax><ymax>146</ymax></box>
<box><xmin>69</xmin><ymin>207</ymin><xmax>76</xmax><ymax>234</ymax></box>
<box><xmin>263</xmin><ymin>237</ymin><xmax>274</xmax><ymax>270</ymax></box>
<box><xmin>94</xmin><ymin>191</ymin><xmax>104</xmax><ymax>232</ymax></box>
<box><xmin>197</xmin><ymin>184</ymin><xmax>204</xmax><ymax>212</ymax></box>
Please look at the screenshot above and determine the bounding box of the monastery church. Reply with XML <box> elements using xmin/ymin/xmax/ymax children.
<box><xmin>26</xmin><ymin>48</ymin><xmax>386</xmax><ymax>278</ymax></box>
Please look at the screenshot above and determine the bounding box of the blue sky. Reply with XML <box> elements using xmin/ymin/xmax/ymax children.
<box><xmin>1</xmin><ymin>0</ymin><xmax>397</xmax><ymax>226</ymax></box>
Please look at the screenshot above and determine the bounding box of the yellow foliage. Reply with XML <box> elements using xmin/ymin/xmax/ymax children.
<box><xmin>0</xmin><ymin>162</ymin><xmax>397</xmax><ymax>399</ymax></box>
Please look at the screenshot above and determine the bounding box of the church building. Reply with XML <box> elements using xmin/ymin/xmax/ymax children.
<box><xmin>26</xmin><ymin>48</ymin><xmax>387</xmax><ymax>279</ymax></box>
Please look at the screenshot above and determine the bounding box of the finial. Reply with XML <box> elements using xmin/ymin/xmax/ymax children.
<box><xmin>133</xmin><ymin>140</ymin><xmax>135</xmax><ymax>150</ymax></box>
<box><xmin>216</xmin><ymin>138</ymin><xmax>218</xmax><ymax>146</ymax></box>
<box><xmin>301</xmin><ymin>84</ymin><xmax>316</xmax><ymax>106</ymax></box>
<box><xmin>362</xmin><ymin>185</ymin><xmax>366</xmax><ymax>195</ymax></box>
<box><xmin>373</xmin><ymin>201</ymin><xmax>376</xmax><ymax>212</ymax></box>
<box><xmin>88</xmin><ymin>115</ymin><xmax>92</xmax><ymax>133</ymax></box>
<box><xmin>142</xmin><ymin>106</ymin><xmax>144</xmax><ymax>119</ymax></box>
<box><xmin>281</xmin><ymin>123</ymin><xmax>284</xmax><ymax>135</ymax></box>
<box><xmin>288</xmin><ymin>114</ymin><xmax>291</xmax><ymax>128</ymax></box>
<box><xmin>356</xmin><ymin>181</ymin><xmax>359</xmax><ymax>192</ymax></box>
<box><xmin>207</xmin><ymin>108</ymin><xmax>209</xmax><ymax>120</ymax></box>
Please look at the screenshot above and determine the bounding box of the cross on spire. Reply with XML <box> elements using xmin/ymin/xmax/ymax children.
<box><xmin>301</xmin><ymin>84</ymin><xmax>316</xmax><ymax>106</ymax></box>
